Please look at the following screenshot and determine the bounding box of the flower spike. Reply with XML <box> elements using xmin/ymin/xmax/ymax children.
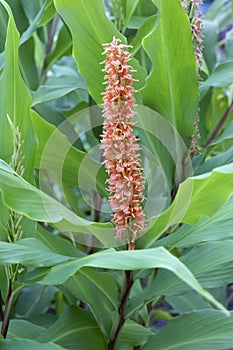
<box><xmin>100</xmin><ymin>37</ymin><xmax>146</xmax><ymax>247</ymax></box>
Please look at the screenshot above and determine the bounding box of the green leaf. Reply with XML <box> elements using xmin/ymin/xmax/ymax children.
<box><xmin>64</xmin><ymin>268</ymin><xmax>119</xmax><ymax>336</ymax></box>
<box><xmin>7</xmin><ymin>319</ymin><xmax>46</xmax><ymax>340</ymax></box>
<box><xmin>152</xmin><ymin>240</ymin><xmax>233</xmax><ymax>296</ymax></box>
<box><xmin>38</xmin><ymin>0</ymin><xmax>56</xmax><ymax>26</ymax></box>
<box><xmin>19</xmin><ymin>38</ymin><xmax>39</xmax><ymax>90</ymax></box>
<box><xmin>138</xmin><ymin>163</ymin><xmax>233</xmax><ymax>248</ymax></box>
<box><xmin>0</xmin><ymin>4</ymin><xmax>8</xmax><ymax>52</ymax></box>
<box><xmin>205</xmin><ymin>0</ymin><xmax>232</xmax><ymax>28</ymax></box>
<box><xmin>200</xmin><ymin>61</ymin><xmax>233</xmax><ymax>97</ymax></box>
<box><xmin>0</xmin><ymin>265</ymin><xmax>9</xmax><ymax>302</ymax></box>
<box><xmin>134</xmin><ymin>105</ymin><xmax>187</xmax><ymax>198</ymax></box>
<box><xmin>130</xmin><ymin>15</ymin><xmax>157</xmax><ymax>55</ymax></box>
<box><xmin>45</xmin><ymin>24</ymin><xmax>72</xmax><ymax>70</ymax></box>
<box><xmin>36</xmin><ymin>226</ymin><xmax>82</xmax><ymax>258</ymax></box>
<box><xmin>195</xmin><ymin>147</ymin><xmax>233</xmax><ymax>175</ymax></box>
<box><xmin>20</xmin><ymin>3</ymin><xmax>46</xmax><ymax>45</ymax></box>
<box><xmin>142</xmin><ymin>310</ymin><xmax>233</xmax><ymax>350</ymax></box>
<box><xmin>127</xmin><ymin>15</ymin><xmax>150</xmax><ymax>29</ymax></box>
<box><xmin>31</xmin><ymin>75</ymin><xmax>87</xmax><ymax>106</ymax></box>
<box><xmin>20</xmin><ymin>0</ymin><xmax>43</xmax><ymax>21</ymax></box>
<box><xmin>118</xmin><ymin>319</ymin><xmax>153</xmax><ymax>349</ymax></box>
<box><xmin>36</xmin><ymin>306</ymin><xmax>107</xmax><ymax>350</ymax></box>
<box><xmin>54</xmin><ymin>0</ymin><xmax>122</xmax><ymax>104</ymax></box>
<box><xmin>54</xmin><ymin>0</ymin><xmax>146</xmax><ymax>104</ymax></box>
<box><xmin>141</xmin><ymin>0</ymin><xmax>199</xmax><ymax>144</ymax></box>
<box><xmin>31</xmin><ymin>110</ymin><xmax>107</xmax><ymax>194</ymax></box>
<box><xmin>0</xmin><ymin>159</ymin><xmax>14</xmax><ymax>173</ymax></box>
<box><xmin>130</xmin><ymin>240</ymin><xmax>233</xmax><ymax>316</ymax></box>
<box><xmin>159</xmin><ymin>196</ymin><xmax>233</xmax><ymax>248</ymax></box>
<box><xmin>203</xmin><ymin>19</ymin><xmax>218</xmax><ymax>73</ymax></box>
<box><xmin>16</xmin><ymin>284</ymin><xmax>57</xmax><ymax>318</ymax></box>
<box><xmin>34</xmin><ymin>247</ymin><xmax>228</xmax><ymax>314</ymax></box>
<box><xmin>199</xmin><ymin>87</ymin><xmax>228</xmax><ymax>143</ymax></box>
<box><xmin>0</xmin><ymin>162</ymin><xmax>115</xmax><ymax>246</ymax></box>
<box><xmin>122</xmin><ymin>0</ymin><xmax>140</xmax><ymax>32</ymax></box>
<box><xmin>0</xmin><ymin>339</ymin><xmax>66</xmax><ymax>350</ymax></box>
<box><xmin>166</xmin><ymin>290</ymin><xmax>212</xmax><ymax>314</ymax></box>
<box><xmin>0</xmin><ymin>238</ymin><xmax>73</xmax><ymax>266</ymax></box>
<box><xmin>0</xmin><ymin>0</ymin><xmax>37</xmax><ymax>239</ymax></box>
<box><xmin>0</xmin><ymin>0</ymin><xmax>36</xmax><ymax>183</ymax></box>
<box><xmin>211</xmin><ymin>121</ymin><xmax>233</xmax><ymax>145</ymax></box>
<box><xmin>2</xmin><ymin>0</ymin><xmax>28</xmax><ymax>35</ymax></box>
<box><xmin>31</xmin><ymin>110</ymin><xmax>85</xmax><ymax>175</ymax></box>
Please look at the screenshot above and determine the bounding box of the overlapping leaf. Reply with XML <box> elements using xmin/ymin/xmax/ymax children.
<box><xmin>122</xmin><ymin>0</ymin><xmax>140</xmax><ymax>32</ymax></box>
<box><xmin>0</xmin><ymin>238</ymin><xmax>73</xmax><ymax>267</ymax></box>
<box><xmin>148</xmin><ymin>240</ymin><xmax>233</xmax><ymax>298</ymax></box>
<box><xmin>200</xmin><ymin>61</ymin><xmax>233</xmax><ymax>97</ymax></box>
<box><xmin>141</xmin><ymin>0</ymin><xmax>199</xmax><ymax>144</ymax></box>
<box><xmin>118</xmin><ymin>319</ymin><xmax>153</xmax><ymax>349</ymax></box>
<box><xmin>36</xmin><ymin>306</ymin><xmax>107</xmax><ymax>350</ymax></box>
<box><xmin>64</xmin><ymin>268</ymin><xmax>118</xmax><ymax>336</ymax></box>
<box><xmin>0</xmin><ymin>0</ymin><xmax>36</xmax><ymax>182</ymax></box>
<box><xmin>158</xmin><ymin>196</ymin><xmax>233</xmax><ymax>249</ymax></box>
<box><xmin>0</xmin><ymin>161</ymin><xmax>114</xmax><ymax>246</ymax></box>
<box><xmin>31</xmin><ymin>75</ymin><xmax>87</xmax><ymax>106</ymax></box>
<box><xmin>142</xmin><ymin>310</ymin><xmax>233</xmax><ymax>350</ymax></box>
<box><xmin>54</xmin><ymin>0</ymin><xmax>146</xmax><ymax>104</ymax></box>
<box><xmin>31</xmin><ymin>110</ymin><xmax>107</xmax><ymax>194</ymax></box>
<box><xmin>22</xmin><ymin>246</ymin><xmax>228</xmax><ymax>314</ymax></box>
<box><xmin>138</xmin><ymin>163</ymin><xmax>233</xmax><ymax>248</ymax></box>
<box><xmin>0</xmin><ymin>339</ymin><xmax>66</xmax><ymax>350</ymax></box>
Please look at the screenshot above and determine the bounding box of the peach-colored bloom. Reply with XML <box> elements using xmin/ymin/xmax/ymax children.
<box><xmin>191</xmin><ymin>1</ymin><xmax>203</xmax><ymax>73</ymax></box>
<box><xmin>182</xmin><ymin>0</ymin><xmax>203</xmax><ymax>73</ymax></box>
<box><xmin>182</xmin><ymin>0</ymin><xmax>203</xmax><ymax>156</ymax></box>
<box><xmin>100</xmin><ymin>37</ymin><xmax>146</xmax><ymax>245</ymax></box>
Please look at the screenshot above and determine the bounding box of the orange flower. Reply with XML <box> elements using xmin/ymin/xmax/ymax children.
<box><xmin>100</xmin><ymin>37</ymin><xmax>146</xmax><ymax>246</ymax></box>
<box><xmin>182</xmin><ymin>0</ymin><xmax>203</xmax><ymax>156</ymax></box>
<box><xmin>182</xmin><ymin>0</ymin><xmax>203</xmax><ymax>73</ymax></box>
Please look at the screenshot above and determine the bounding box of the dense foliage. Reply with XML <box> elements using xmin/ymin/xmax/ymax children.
<box><xmin>0</xmin><ymin>0</ymin><xmax>233</xmax><ymax>349</ymax></box>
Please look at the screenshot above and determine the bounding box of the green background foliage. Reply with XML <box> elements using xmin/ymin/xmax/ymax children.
<box><xmin>0</xmin><ymin>0</ymin><xmax>233</xmax><ymax>349</ymax></box>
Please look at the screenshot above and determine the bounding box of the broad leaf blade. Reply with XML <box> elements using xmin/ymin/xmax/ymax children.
<box><xmin>34</xmin><ymin>247</ymin><xmax>228</xmax><ymax>314</ymax></box>
<box><xmin>0</xmin><ymin>0</ymin><xmax>37</xmax><ymax>239</ymax></box>
<box><xmin>142</xmin><ymin>310</ymin><xmax>233</xmax><ymax>350</ymax></box>
<box><xmin>31</xmin><ymin>110</ymin><xmax>107</xmax><ymax>194</ymax></box>
<box><xmin>151</xmin><ymin>241</ymin><xmax>233</xmax><ymax>297</ymax></box>
<box><xmin>0</xmin><ymin>162</ymin><xmax>115</xmax><ymax>246</ymax></box>
<box><xmin>31</xmin><ymin>75</ymin><xmax>87</xmax><ymax>106</ymax></box>
<box><xmin>159</xmin><ymin>196</ymin><xmax>233</xmax><ymax>249</ymax></box>
<box><xmin>54</xmin><ymin>0</ymin><xmax>146</xmax><ymax>104</ymax></box>
<box><xmin>0</xmin><ymin>238</ymin><xmax>73</xmax><ymax>267</ymax></box>
<box><xmin>36</xmin><ymin>306</ymin><xmax>107</xmax><ymax>350</ymax></box>
<box><xmin>118</xmin><ymin>319</ymin><xmax>153</xmax><ymax>349</ymax></box>
<box><xmin>7</xmin><ymin>319</ymin><xmax>46</xmax><ymax>340</ymax></box>
<box><xmin>0</xmin><ymin>339</ymin><xmax>66</xmax><ymax>350</ymax></box>
<box><xmin>122</xmin><ymin>0</ymin><xmax>140</xmax><ymax>32</ymax></box>
<box><xmin>64</xmin><ymin>268</ymin><xmax>118</xmax><ymax>336</ymax></box>
<box><xmin>139</xmin><ymin>163</ymin><xmax>233</xmax><ymax>248</ymax></box>
<box><xmin>45</xmin><ymin>24</ymin><xmax>72</xmax><ymax>70</ymax></box>
<box><xmin>141</xmin><ymin>0</ymin><xmax>199</xmax><ymax>144</ymax></box>
<box><xmin>211</xmin><ymin>121</ymin><xmax>233</xmax><ymax>145</ymax></box>
<box><xmin>200</xmin><ymin>61</ymin><xmax>233</xmax><ymax>97</ymax></box>
<box><xmin>0</xmin><ymin>0</ymin><xmax>36</xmax><ymax>182</ymax></box>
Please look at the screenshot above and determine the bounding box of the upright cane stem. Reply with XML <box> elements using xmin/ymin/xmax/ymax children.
<box><xmin>108</xmin><ymin>270</ymin><xmax>134</xmax><ymax>350</ymax></box>
<box><xmin>1</xmin><ymin>280</ymin><xmax>13</xmax><ymax>339</ymax></box>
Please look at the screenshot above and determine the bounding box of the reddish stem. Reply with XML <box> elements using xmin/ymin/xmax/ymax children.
<box><xmin>204</xmin><ymin>101</ymin><xmax>233</xmax><ymax>148</ymax></box>
<box><xmin>1</xmin><ymin>280</ymin><xmax>13</xmax><ymax>339</ymax></box>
